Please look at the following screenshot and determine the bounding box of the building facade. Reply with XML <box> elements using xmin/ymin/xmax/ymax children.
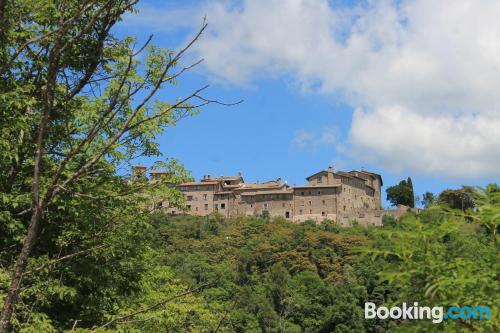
<box><xmin>138</xmin><ymin>166</ymin><xmax>384</xmax><ymax>226</ymax></box>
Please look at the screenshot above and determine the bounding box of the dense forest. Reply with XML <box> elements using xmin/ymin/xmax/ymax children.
<box><xmin>0</xmin><ymin>0</ymin><xmax>498</xmax><ymax>332</ymax></box>
<box><xmin>1</xmin><ymin>186</ymin><xmax>498</xmax><ymax>332</ymax></box>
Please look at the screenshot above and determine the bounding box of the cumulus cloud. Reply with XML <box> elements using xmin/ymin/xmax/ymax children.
<box><xmin>130</xmin><ymin>0</ymin><xmax>500</xmax><ymax>178</ymax></box>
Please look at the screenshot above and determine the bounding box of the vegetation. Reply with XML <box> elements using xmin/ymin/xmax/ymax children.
<box><xmin>1</xmin><ymin>185</ymin><xmax>498</xmax><ymax>332</ymax></box>
<box><xmin>0</xmin><ymin>0</ymin><xmax>498</xmax><ymax>332</ymax></box>
<box><xmin>421</xmin><ymin>192</ymin><xmax>435</xmax><ymax>208</ymax></box>
<box><xmin>437</xmin><ymin>186</ymin><xmax>476</xmax><ymax>212</ymax></box>
<box><xmin>386</xmin><ymin>178</ymin><xmax>415</xmax><ymax>208</ymax></box>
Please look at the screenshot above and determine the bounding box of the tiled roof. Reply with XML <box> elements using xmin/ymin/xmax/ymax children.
<box><xmin>292</xmin><ymin>184</ymin><xmax>341</xmax><ymax>189</ymax></box>
<box><xmin>180</xmin><ymin>181</ymin><xmax>219</xmax><ymax>186</ymax></box>
<box><xmin>240</xmin><ymin>189</ymin><xmax>293</xmax><ymax>196</ymax></box>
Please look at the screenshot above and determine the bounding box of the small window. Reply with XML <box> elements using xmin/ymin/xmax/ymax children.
<box><xmin>221</xmin><ymin>203</ymin><xmax>226</xmax><ymax>209</ymax></box>
<box><xmin>308</xmin><ymin>191</ymin><xmax>311</xmax><ymax>195</ymax></box>
<box><xmin>299</xmin><ymin>209</ymin><xmax>303</xmax><ymax>214</ymax></box>
<box><xmin>322</xmin><ymin>211</ymin><xmax>325</xmax><ymax>216</ymax></box>
<box><xmin>203</xmin><ymin>194</ymin><xmax>207</xmax><ymax>200</ymax></box>
<box><xmin>322</xmin><ymin>200</ymin><xmax>325</xmax><ymax>205</ymax></box>
<box><xmin>204</xmin><ymin>204</ymin><xmax>208</xmax><ymax>210</ymax></box>
<box><xmin>308</xmin><ymin>201</ymin><xmax>312</xmax><ymax>206</ymax></box>
<box><xmin>187</xmin><ymin>195</ymin><xmax>193</xmax><ymax>201</ymax></box>
<box><xmin>343</xmin><ymin>205</ymin><xmax>346</xmax><ymax>211</ymax></box>
<box><xmin>186</xmin><ymin>205</ymin><xmax>191</xmax><ymax>211</ymax></box>
<box><xmin>309</xmin><ymin>209</ymin><xmax>312</xmax><ymax>214</ymax></box>
<box><xmin>263</xmin><ymin>203</ymin><xmax>268</xmax><ymax>210</ymax></box>
<box><xmin>301</xmin><ymin>191</ymin><xmax>305</xmax><ymax>196</ymax></box>
<box><xmin>195</xmin><ymin>207</ymin><xmax>198</xmax><ymax>212</ymax></box>
<box><xmin>318</xmin><ymin>191</ymin><xmax>321</xmax><ymax>195</ymax></box>
<box><xmin>317</xmin><ymin>176</ymin><xmax>322</xmax><ymax>183</ymax></box>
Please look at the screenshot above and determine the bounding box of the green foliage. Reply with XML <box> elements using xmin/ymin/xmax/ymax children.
<box><xmin>368</xmin><ymin>185</ymin><xmax>499</xmax><ymax>332</ymax></box>
<box><xmin>438</xmin><ymin>186</ymin><xmax>475</xmax><ymax>211</ymax></box>
<box><xmin>145</xmin><ymin>214</ymin><xmax>384</xmax><ymax>332</ymax></box>
<box><xmin>421</xmin><ymin>192</ymin><xmax>435</xmax><ymax>208</ymax></box>
<box><xmin>386</xmin><ymin>177</ymin><xmax>415</xmax><ymax>208</ymax></box>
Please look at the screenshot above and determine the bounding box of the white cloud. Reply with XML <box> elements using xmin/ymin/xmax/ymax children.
<box><xmin>129</xmin><ymin>0</ymin><xmax>500</xmax><ymax>178</ymax></box>
<box><xmin>291</xmin><ymin>127</ymin><xmax>337</xmax><ymax>151</ymax></box>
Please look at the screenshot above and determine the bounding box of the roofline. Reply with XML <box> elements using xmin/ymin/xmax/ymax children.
<box><xmin>179</xmin><ymin>181</ymin><xmax>219</xmax><ymax>186</ymax></box>
<box><xmin>305</xmin><ymin>170</ymin><xmax>330</xmax><ymax>181</ymax></box>
<box><xmin>292</xmin><ymin>184</ymin><xmax>341</xmax><ymax>189</ymax></box>
<box><xmin>352</xmin><ymin>170</ymin><xmax>383</xmax><ymax>186</ymax></box>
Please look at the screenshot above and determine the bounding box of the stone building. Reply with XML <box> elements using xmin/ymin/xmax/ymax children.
<box><xmin>139</xmin><ymin>166</ymin><xmax>384</xmax><ymax>226</ymax></box>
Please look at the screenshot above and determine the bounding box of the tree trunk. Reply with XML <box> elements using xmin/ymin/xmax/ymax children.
<box><xmin>0</xmin><ymin>207</ymin><xmax>42</xmax><ymax>332</ymax></box>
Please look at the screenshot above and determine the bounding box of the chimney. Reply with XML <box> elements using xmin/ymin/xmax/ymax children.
<box><xmin>327</xmin><ymin>166</ymin><xmax>334</xmax><ymax>173</ymax></box>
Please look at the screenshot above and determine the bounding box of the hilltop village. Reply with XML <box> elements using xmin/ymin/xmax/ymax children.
<box><xmin>135</xmin><ymin>166</ymin><xmax>389</xmax><ymax>226</ymax></box>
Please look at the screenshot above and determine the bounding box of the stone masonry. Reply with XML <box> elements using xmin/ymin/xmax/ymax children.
<box><xmin>134</xmin><ymin>166</ymin><xmax>384</xmax><ymax>226</ymax></box>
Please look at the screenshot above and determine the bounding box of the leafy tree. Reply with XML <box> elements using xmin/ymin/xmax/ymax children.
<box><xmin>370</xmin><ymin>185</ymin><xmax>499</xmax><ymax>332</ymax></box>
<box><xmin>438</xmin><ymin>186</ymin><xmax>475</xmax><ymax>211</ymax></box>
<box><xmin>386</xmin><ymin>177</ymin><xmax>415</xmax><ymax>208</ymax></box>
<box><xmin>407</xmin><ymin>177</ymin><xmax>415</xmax><ymax>208</ymax></box>
<box><xmin>421</xmin><ymin>191</ymin><xmax>435</xmax><ymax>208</ymax></box>
<box><xmin>0</xmin><ymin>0</ymin><xmax>238</xmax><ymax>330</ymax></box>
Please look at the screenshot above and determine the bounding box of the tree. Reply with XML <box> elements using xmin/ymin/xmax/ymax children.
<box><xmin>0</xmin><ymin>1</ymin><xmax>237</xmax><ymax>330</ymax></box>
<box><xmin>437</xmin><ymin>186</ymin><xmax>475</xmax><ymax>211</ymax></box>
<box><xmin>385</xmin><ymin>177</ymin><xmax>415</xmax><ymax>208</ymax></box>
<box><xmin>421</xmin><ymin>191</ymin><xmax>435</xmax><ymax>208</ymax></box>
<box><xmin>407</xmin><ymin>177</ymin><xmax>415</xmax><ymax>208</ymax></box>
<box><xmin>371</xmin><ymin>187</ymin><xmax>499</xmax><ymax>332</ymax></box>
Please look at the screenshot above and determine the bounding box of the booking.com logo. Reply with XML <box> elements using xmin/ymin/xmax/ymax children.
<box><xmin>365</xmin><ymin>302</ymin><xmax>491</xmax><ymax>324</ymax></box>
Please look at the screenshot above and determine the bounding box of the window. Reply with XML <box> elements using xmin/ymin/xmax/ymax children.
<box><xmin>308</xmin><ymin>191</ymin><xmax>311</xmax><ymax>195</ymax></box>
<box><xmin>214</xmin><ymin>204</ymin><xmax>218</xmax><ymax>210</ymax></box>
<box><xmin>221</xmin><ymin>203</ymin><xmax>226</xmax><ymax>209</ymax></box>
<box><xmin>317</xmin><ymin>176</ymin><xmax>322</xmax><ymax>183</ymax></box>
<box><xmin>186</xmin><ymin>205</ymin><xmax>191</xmax><ymax>211</ymax></box>
<box><xmin>187</xmin><ymin>195</ymin><xmax>193</xmax><ymax>201</ymax></box>
<box><xmin>195</xmin><ymin>207</ymin><xmax>198</xmax><ymax>212</ymax></box>
<box><xmin>204</xmin><ymin>204</ymin><xmax>208</xmax><ymax>210</ymax></box>
<box><xmin>318</xmin><ymin>191</ymin><xmax>321</xmax><ymax>195</ymax></box>
<box><xmin>309</xmin><ymin>209</ymin><xmax>312</xmax><ymax>214</ymax></box>
<box><xmin>285</xmin><ymin>211</ymin><xmax>290</xmax><ymax>218</ymax></box>
<box><xmin>343</xmin><ymin>205</ymin><xmax>346</xmax><ymax>211</ymax></box>
<box><xmin>322</xmin><ymin>211</ymin><xmax>325</xmax><ymax>216</ymax></box>
<box><xmin>301</xmin><ymin>191</ymin><xmax>305</xmax><ymax>196</ymax></box>
<box><xmin>299</xmin><ymin>209</ymin><xmax>303</xmax><ymax>214</ymax></box>
<box><xmin>203</xmin><ymin>194</ymin><xmax>207</xmax><ymax>200</ymax></box>
<box><xmin>322</xmin><ymin>200</ymin><xmax>325</xmax><ymax>205</ymax></box>
<box><xmin>263</xmin><ymin>203</ymin><xmax>268</xmax><ymax>210</ymax></box>
<box><xmin>308</xmin><ymin>201</ymin><xmax>312</xmax><ymax>206</ymax></box>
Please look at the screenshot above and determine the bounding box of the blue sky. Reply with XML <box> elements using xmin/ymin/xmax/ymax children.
<box><xmin>115</xmin><ymin>0</ymin><xmax>500</xmax><ymax>207</ymax></box>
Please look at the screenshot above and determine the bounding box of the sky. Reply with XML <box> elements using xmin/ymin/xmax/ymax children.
<box><xmin>115</xmin><ymin>0</ymin><xmax>500</xmax><ymax>207</ymax></box>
